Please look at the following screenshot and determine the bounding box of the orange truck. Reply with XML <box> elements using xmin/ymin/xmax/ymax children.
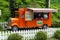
<box><xmin>6</xmin><ymin>8</ymin><xmax>58</xmax><ymax>30</ymax></box>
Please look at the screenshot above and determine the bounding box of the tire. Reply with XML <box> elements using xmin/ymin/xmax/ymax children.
<box><xmin>12</xmin><ymin>26</ymin><xmax>18</xmax><ymax>31</ymax></box>
<box><xmin>43</xmin><ymin>24</ymin><xmax>48</xmax><ymax>29</ymax></box>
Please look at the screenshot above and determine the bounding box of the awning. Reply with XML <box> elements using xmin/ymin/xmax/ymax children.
<box><xmin>28</xmin><ymin>8</ymin><xmax>58</xmax><ymax>12</ymax></box>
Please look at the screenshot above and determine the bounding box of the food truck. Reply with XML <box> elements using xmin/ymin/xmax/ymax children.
<box><xmin>6</xmin><ymin>8</ymin><xmax>58</xmax><ymax>30</ymax></box>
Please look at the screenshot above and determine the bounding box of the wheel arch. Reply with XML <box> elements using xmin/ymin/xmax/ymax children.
<box><xmin>43</xmin><ymin>24</ymin><xmax>48</xmax><ymax>27</ymax></box>
<box><xmin>11</xmin><ymin>23</ymin><xmax>19</xmax><ymax>28</ymax></box>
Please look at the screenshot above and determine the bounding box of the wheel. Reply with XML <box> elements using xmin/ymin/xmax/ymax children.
<box><xmin>12</xmin><ymin>26</ymin><xmax>18</xmax><ymax>31</ymax></box>
<box><xmin>43</xmin><ymin>24</ymin><xmax>48</xmax><ymax>29</ymax></box>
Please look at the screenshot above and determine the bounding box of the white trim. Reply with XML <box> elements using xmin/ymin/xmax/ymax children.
<box><xmin>28</xmin><ymin>8</ymin><xmax>58</xmax><ymax>12</ymax></box>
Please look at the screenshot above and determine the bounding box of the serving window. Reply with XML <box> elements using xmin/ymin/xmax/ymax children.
<box><xmin>34</xmin><ymin>12</ymin><xmax>49</xmax><ymax>19</ymax></box>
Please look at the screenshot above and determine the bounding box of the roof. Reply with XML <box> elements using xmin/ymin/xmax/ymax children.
<box><xmin>28</xmin><ymin>8</ymin><xmax>58</xmax><ymax>12</ymax></box>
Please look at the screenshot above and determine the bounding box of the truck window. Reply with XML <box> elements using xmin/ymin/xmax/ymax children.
<box><xmin>43</xmin><ymin>13</ymin><xmax>49</xmax><ymax>19</ymax></box>
<box><xmin>15</xmin><ymin>12</ymin><xmax>19</xmax><ymax>18</ymax></box>
<box><xmin>34</xmin><ymin>12</ymin><xmax>49</xmax><ymax>19</ymax></box>
<box><xmin>34</xmin><ymin>12</ymin><xmax>43</xmax><ymax>19</ymax></box>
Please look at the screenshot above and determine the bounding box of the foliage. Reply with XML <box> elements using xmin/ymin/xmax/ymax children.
<box><xmin>52</xmin><ymin>21</ymin><xmax>60</xmax><ymax>28</ymax></box>
<box><xmin>34</xmin><ymin>31</ymin><xmax>47</xmax><ymax>40</ymax></box>
<box><xmin>15</xmin><ymin>0</ymin><xmax>45</xmax><ymax>8</ymax></box>
<box><xmin>47</xmin><ymin>38</ymin><xmax>58</xmax><ymax>40</ymax></box>
<box><xmin>7</xmin><ymin>33</ymin><xmax>23</xmax><ymax>40</ymax></box>
<box><xmin>54</xmin><ymin>30</ymin><xmax>60</xmax><ymax>40</ymax></box>
<box><xmin>50</xmin><ymin>0</ymin><xmax>60</xmax><ymax>27</ymax></box>
<box><xmin>0</xmin><ymin>0</ymin><xmax>10</xmax><ymax>21</ymax></box>
<box><xmin>0</xmin><ymin>26</ymin><xmax>3</xmax><ymax>31</ymax></box>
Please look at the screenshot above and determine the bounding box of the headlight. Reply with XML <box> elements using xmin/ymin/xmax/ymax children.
<box><xmin>44</xmin><ymin>14</ymin><xmax>48</xmax><ymax>19</ymax></box>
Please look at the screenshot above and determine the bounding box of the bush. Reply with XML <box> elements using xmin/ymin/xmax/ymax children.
<box><xmin>47</xmin><ymin>38</ymin><xmax>58</xmax><ymax>40</ymax></box>
<box><xmin>7</xmin><ymin>33</ymin><xmax>23</xmax><ymax>40</ymax></box>
<box><xmin>34</xmin><ymin>31</ymin><xmax>47</xmax><ymax>40</ymax></box>
<box><xmin>54</xmin><ymin>30</ymin><xmax>60</xmax><ymax>40</ymax></box>
<box><xmin>52</xmin><ymin>21</ymin><xmax>60</xmax><ymax>28</ymax></box>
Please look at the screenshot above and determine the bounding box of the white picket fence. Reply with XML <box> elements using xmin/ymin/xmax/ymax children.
<box><xmin>0</xmin><ymin>28</ymin><xmax>60</xmax><ymax>40</ymax></box>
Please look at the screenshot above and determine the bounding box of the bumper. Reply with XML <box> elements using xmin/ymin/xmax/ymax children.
<box><xmin>5</xmin><ymin>27</ymin><xmax>11</xmax><ymax>30</ymax></box>
<box><xmin>5</xmin><ymin>25</ymin><xmax>12</xmax><ymax>29</ymax></box>
<box><xmin>5</xmin><ymin>22</ymin><xmax>12</xmax><ymax>29</ymax></box>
